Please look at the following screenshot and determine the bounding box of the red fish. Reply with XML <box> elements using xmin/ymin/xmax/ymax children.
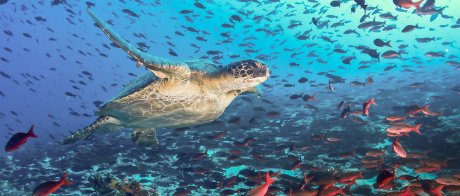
<box><xmin>395</xmin><ymin>0</ymin><xmax>424</xmax><ymax>10</ymax></box>
<box><xmin>415</xmin><ymin>164</ymin><xmax>441</xmax><ymax>173</ymax></box>
<box><xmin>386</xmin><ymin>123</ymin><xmax>422</xmax><ymax>136</ymax></box>
<box><xmin>191</xmin><ymin>150</ymin><xmax>208</xmax><ymax>161</ymax></box>
<box><xmin>319</xmin><ymin>185</ymin><xmax>345</xmax><ymax>196</ymax></box>
<box><xmin>248</xmin><ymin>172</ymin><xmax>276</xmax><ymax>196</ymax></box>
<box><xmin>290</xmin><ymin>158</ymin><xmax>302</xmax><ymax>170</ymax></box>
<box><xmin>421</xmin><ymin>180</ymin><xmax>445</xmax><ymax>196</ymax></box>
<box><xmin>32</xmin><ymin>173</ymin><xmax>72</xmax><ymax>196</ymax></box>
<box><xmin>362</xmin><ymin>98</ymin><xmax>376</xmax><ymax>116</ymax></box>
<box><xmin>5</xmin><ymin>125</ymin><xmax>37</xmax><ymax>152</ymax></box>
<box><xmin>337</xmin><ymin>171</ymin><xmax>364</xmax><ymax>184</ymax></box>
<box><xmin>374</xmin><ymin>164</ymin><xmax>397</xmax><ymax>189</ymax></box>
<box><xmin>407</xmin><ymin>104</ymin><xmax>439</xmax><ymax>117</ymax></box>
<box><xmin>385</xmin><ymin>116</ymin><xmax>406</xmax><ymax>122</ymax></box>
<box><xmin>393</xmin><ymin>137</ymin><xmax>407</xmax><ymax>158</ymax></box>
<box><xmin>211</xmin><ymin>131</ymin><xmax>227</xmax><ymax>140</ymax></box>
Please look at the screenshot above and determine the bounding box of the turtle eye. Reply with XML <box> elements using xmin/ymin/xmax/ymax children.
<box><xmin>228</xmin><ymin>60</ymin><xmax>267</xmax><ymax>78</ymax></box>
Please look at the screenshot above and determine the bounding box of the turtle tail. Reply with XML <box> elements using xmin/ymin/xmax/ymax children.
<box><xmin>62</xmin><ymin>116</ymin><xmax>120</xmax><ymax>144</ymax></box>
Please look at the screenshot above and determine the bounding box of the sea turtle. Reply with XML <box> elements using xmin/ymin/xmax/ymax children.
<box><xmin>62</xmin><ymin>9</ymin><xmax>270</xmax><ymax>146</ymax></box>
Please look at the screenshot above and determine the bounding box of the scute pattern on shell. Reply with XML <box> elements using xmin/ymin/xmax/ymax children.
<box><xmin>184</xmin><ymin>59</ymin><xmax>221</xmax><ymax>74</ymax></box>
<box><xmin>109</xmin><ymin>71</ymin><xmax>157</xmax><ymax>102</ymax></box>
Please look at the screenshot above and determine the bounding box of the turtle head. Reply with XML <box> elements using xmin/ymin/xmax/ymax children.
<box><xmin>226</xmin><ymin>59</ymin><xmax>269</xmax><ymax>89</ymax></box>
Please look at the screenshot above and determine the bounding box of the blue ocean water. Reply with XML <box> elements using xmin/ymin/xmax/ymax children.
<box><xmin>1</xmin><ymin>0</ymin><xmax>460</xmax><ymax>195</ymax></box>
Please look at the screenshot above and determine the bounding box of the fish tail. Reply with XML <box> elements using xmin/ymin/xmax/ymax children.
<box><xmin>413</xmin><ymin>124</ymin><xmax>423</xmax><ymax>134</ymax></box>
<box><xmin>432</xmin><ymin>184</ymin><xmax>445</xmax><ymax>196</ymax></box>
<box><xmin>60</xmin><ymin>173</ymin><xmax>72</xmax><ymax>185</ymax></box>
<box><xmin>369</xmin><ymin>97</ymin><xmax>376</xmax><ymax>105</ymax></box>
<box><xmin>265</xmin><ymin>172</ymin><xmax>275</xmax><ymax>185</ymax></box>
<box><xmin>414</xmin><ymin>0</ymin><xmax>424</xmax><ymax>10</ymax></box>
<box><xmin>404</xmin><ymin>184</ymin><xmax>411</xmax><ymax>195</ymax></box>
<box><xmin>421</xmin><ymin>104</ymin><xmax>430</xmax><ymax>114</ymax></box>
<box><xmin>27</xmin><ymin>125</ymin><xmax>37</xmax><ymax>138</ymax></box>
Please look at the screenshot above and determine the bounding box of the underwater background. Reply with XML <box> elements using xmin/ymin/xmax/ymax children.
<box><xmin>1</xmin><ymin>0</ymin><xmax>460</xmax><ymax>195</ymax></box>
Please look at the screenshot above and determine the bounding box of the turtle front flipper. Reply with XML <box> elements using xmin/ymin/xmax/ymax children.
<box><xmin>131</xmin><ymin>128</ymin><xmax>159</xmax><ymax>146</ymax></box>
<box><xmin>88</xmin><ymin>9</ymin><xmax>191</xmax><ymax>83</ymax></box>
<box><xmin>62</xmin><ymin>116</ymin><xmax>121</xmax><ymax>144</ymax></box>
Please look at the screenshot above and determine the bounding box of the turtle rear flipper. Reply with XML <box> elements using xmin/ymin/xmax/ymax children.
<box><xmin>62</xmin><ymin>116</ymin><xmax>121</xmax><ymax>144</ymax></box>
<box><xmin>88</xmin><ymin>9</ymin><xmax>190</xmax><ymax>82</ymax></box>
<box><xmin>131</xmin><ymin>128</ymin><xmax>159</xmax><ymax>146</ymax></box>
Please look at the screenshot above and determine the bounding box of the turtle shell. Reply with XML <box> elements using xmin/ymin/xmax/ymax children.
<box><xmin>109</xmin><ymin>71</ymin><xmax>157</xmax><ymax>102</ymax></box>
<box><xmin>184</xmin><ymin>59</ymin><xmax>222</xmax><ymax>74</ymax></box>
<box><xmin>109</xmin><ymin>59</ymin><xmax>221</xmax><ymax>102</ymax></box>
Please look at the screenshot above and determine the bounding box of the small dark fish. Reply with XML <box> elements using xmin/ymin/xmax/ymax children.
<box><xmin>350</xmin><ymin>81</ymin><xmax>366</xmax><ymax>86</ymax></box>
<box><xmin>0</xmin><ymin>0</ymin><xmax>9</xmax><ymax>5</ymax></box>
<box><xmin>290</xmin><ymin>94</ymin><xmax>302</xmax><ymax>100</ymax></box>
<box><xmin>360</xmin><ymin>12</ymin><xmax>370</xmax><ymax>22</ymax></box>
<box><xmin>341</xmin><ymin>105</ymin><xmax>351</xmax><ymax>118</ymax></box>
<box><xmin>330</xmin><ymin>1</ymin><xmax>341</xmax><ymax>7</ymax></box>
<box><xmin>374</xmin><ymin>39</ymin><xmax>391</xmax><ymax>47</ymax></box>
<box><xmin>354</xmin><ymin>0</ymin><xmax>368</xmax><ymax>10</ymax></box>
<box><xmin>415</xmin><ymin>37</ymin><xmax>435</xmax><ymax>43</ymax></box>
<box><xmin>180</xmin><ymin>10</ymin><xmax>193</xmax><ymax>14</ymax></box>
<box><xmin>337</xmin><ymin>101</ymin><xmax>345</xmax><ymax>110</ymax></box>
<box><xmin>122</xmin><ymin>9</ymin><xmax>139</xmax><ymax>18</ymax></box>
<box><xmin>93</xmin><ymin>100</ymin><xmax>103</xmax><ymax>108</ymax></box>
<box><xmin>34</xmin><ymin>16</ymin><xmax>47</xmax><ymax>22</ymax></box>
<box><xmin>230</xmin><ymin>15</ymin><xmax>242</xmax><ymax>22</ymax></box>
<box><xmin>168</xmin><ymin>49</ymin><xmax>178</xmax><ymax>56</ymax></box>
<box><xmin>298</xmin><ymin>77</ymin><xmax>308</xmax><ymax>83</ymax></box>
<box><xmin>384</xmin><ymin>65</ymin><xmax>396</xmax><ymax>71</ymax></box>
<box><xmin>0</xmin><ymin>71</ymin><xmax>11</xmax><ymax>79</ymax></box>
<box><xmin>297</xmin><ymin>35</ymin><xmax>309</xmax><ymax>40</ymax></box>
<box><xmin>302</xmin><ymin>94</ymin><xmax>316</xmax><ymax>102</ymax></box>
<box><xmin>305</xmin><ymin>104</ymin><xmax>318</xmax><ymax>110</ymax></box>
<box><xmin>402</xmin><ymin>24</ymin><xmax>419</xmax><ymax>33</ymax></box>
<box><xmin>227</xmin><ymin>116</ymin><xmax>240</xmax><ymax>124</ymax></box>
<box><xmin>65</xmin><ymin>92</ymin><xmax>76</xmax><ymax>97</ymax></box>
<box><xmin>194</xmin><ymin>2</ymin><xmax>205</xmax><ymax>9</ymax></box>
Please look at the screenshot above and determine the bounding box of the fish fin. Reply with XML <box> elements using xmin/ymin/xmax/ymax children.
<box><xmin>421</xmin><ymin>105</ymin><xmax>430</xmax><ymax>115</ymax></box>
<box><xmin>414</xmin><ymin>0</ymin><xmax>423</xmax><ymax>10</ymax></box>
<box><xmin>27</xmin><ymin>125</ymin><xmax>37</xmax><ymax>138</ymax></box>
<box><xmin>131</xmin><ymin>127</ymin><xmax>159</xmax><ymax>146</ymax></box>
<box><xmin>62</xmin><ymin>116</ymin><xmax>121</xmax><ymax>144</ymax></box>
<box><xmin>405</xmin><ymin>184</ymin><xmax>411</xmax><ymax>194</ymax></box>
<box><xmin>369</xmin><ymin>97</ymin><xmax>376</xmax><ymax>105</ymax></box>
<box><xmin>88</xmin><ymin>9</ymin><xmax>191</xmax><ymax>82</ymax></box>
<box><xmin>413</xmin><ymin>124</ymin><xmax>423</xmax><ymax>134</ymax></box>
<box><xmin>430</xmin><ymin>14</ymin><xmax>439</xmax><ymax>22</ymax></box>
<box><xmin>265</xmin><ymin>172</ymin><xmax>276</xmax><ymax>185</ymax></box>
<box><xmin>60</xmin><ymin>173</ymin><xmax>72</xmax><ymax>185</ymax></box>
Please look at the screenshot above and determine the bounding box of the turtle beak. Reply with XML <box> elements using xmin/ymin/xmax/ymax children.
<box><xmin>265</xmin><ymin>66</ymin><xmax>270</xmax><ymax>78</ymax></box>
<box><xmin>253</xmin><ymin>63</ymin><xmax>269</xmax><ymax>79</ymax></box>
